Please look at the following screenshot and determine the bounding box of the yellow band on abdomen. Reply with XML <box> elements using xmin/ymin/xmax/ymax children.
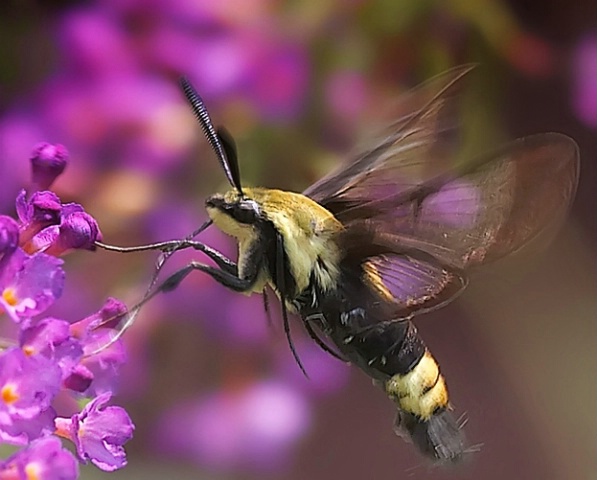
<box><xmin>385</xmin><ymin>350</ymin><xmax>449</xmax><ymax>420</ymax></box>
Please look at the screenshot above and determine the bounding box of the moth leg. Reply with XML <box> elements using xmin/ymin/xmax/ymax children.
<box><xmin>303</xmin><ymin>319</ymin><xmax>347</xmax><ymax>362</ymax></box>
<box><xmin>98</xmin><ymin>239</ymin><xmax>238</xmax><ymax>275</ymax></box>
<box><xmin>159</xmin><ymin>261</ymin><xmax>255</xmax><ymax>294</ymax></box>
<box><xmin>184</xmin><ymin>242</ymin><xmax>238</xmax><ymax>274</ymax></box>
<box><xmin>95</xmin><ymin>218</ymin><xmax>214</xmax><ymax>253</ymax></box>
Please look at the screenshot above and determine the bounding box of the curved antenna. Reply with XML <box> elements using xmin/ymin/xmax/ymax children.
<box><xmin>179</xmin><ymin>77</ymin><xmax>243</xmax><ymax>194</ymax></box>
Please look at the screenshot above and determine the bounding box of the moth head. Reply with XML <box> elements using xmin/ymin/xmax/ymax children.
<box><xmin>180</xmin><ymin>76</ymin><xmax>254</xmax><ymax>238</ymax></box>
<box><xmin>205</xmin><ymin>189</ymin><xmax>261</xmax><ymax>238</ymax></box>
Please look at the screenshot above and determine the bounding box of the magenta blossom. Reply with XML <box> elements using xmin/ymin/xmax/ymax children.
<box><xmin>15</xmin><ymin>190</ymin><xmax>62</xmax><ymax>247</ymax></box>
<box><xmin>55</xmin><ymin>392</ymin><xmax>134</xmax><ymax>471</ymax></box>
<box><xmin>0</xmin><ymin>349</ymin><xmax>61</xmax><ymax>444</ymax></box>
<box><xmin>14</xmin><ymin>183</ymin><xmax>102</xmax><ymax>256</ymax></box>
<box><xmin>30</xmin><ymin>143</ymin><xmax>69</xmax><ymax>191</ymax></box>
<box><xmin>62</xmin><ymin>364</ymin><xmax>94</xmax><ymax>393</ymax></box>
<box><xmin>37</xmin><ymin>211</ymin><xmax>102</xmax><ymax>255</ymax></box>
<box><xmin>0</xmin><ymin>406</ymin><xmax>57</xmax><ymax>447</ymax></box>
<box><xmin>0</xmin><ymin>141</ymin><xmax>133</xmax><ymax>478</ymax></box>
<box><xmin>19</xmin><ymin>317</ymin><xmax>84</xmax><ymax>384</ymax></box>
<box><xmin>0</xmin><ymin>216</ymin><xmax>20</xmax><ymax>259</ymax></box>
<box><xmin>0</xmin><ymin>249</ymin><xmax>65</xmax><ymax>324</ymax></box>
<box><xmin>69</xmin><ymin>298</ymin><xmax>128</xmax><ymax>396</ymax></box>
<box><xmin>0</xmin><ymin>435</ymin><xmax>79</xmax><ymax>480</ymax></box>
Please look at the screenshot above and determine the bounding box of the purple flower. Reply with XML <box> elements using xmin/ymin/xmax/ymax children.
<box><xmin>0</xmin><ymin>435</ymin><xmax>79</xmax><ymax>480</ymax></box>
<box><xmin>30</xmin><ymin>143</ymin><xmax>69</xmax><ymax>191</ymax></box>
<box><xmin>0</xmin><ymin>349</ymin><xmax>60</xmax><ymax>418</ymax></box>
<box><xmin>0</xmin><ymin>216</ymin><xmax>19</xmax><ymax>259</ymax></box>
<box><xmin>155</xmin><ymin>380</ymin><xmax>310</xmax><ymax>472</ymax></box>
<box><xmin>69</xmin><ymin>298</ymin><xmax>128</xmax><ymax>395</ymax></box>
<box><xmin>0</xmin><ymin>250</ymin><xmax>65</xmax><ymax>324</ymax></box>
<box><xmin>0</xmin><ymin>349</ymin><xmax>61</xmax><ymax>443</ymax></box>
<box><xmin>62</xmin><ymin>364</ymin><xmax>94</xmax><ymax>393</ymax></box>
<box><xmin>0</xmin><ymin>141</ymin><xmax>133</xmax><ymax>476</ymax></box>
<box><xmin>40</xmin><ymin>212</ymin><xmax>102</xmax><ymax>255</ymax></box>
<box><xmin>14</xmin><ymin>185</ymin><xmax>103</xmax><ymax>256</ymax></box>
<box><xmin>19</xmin><ymin>317</ymin><xmax>84</xmax><ymax>383</ymax></box>
<box><xmin>0</xmin><ymin>406</ymin><xmax>57</xmax><ymax>447</ymax></box>
<box><xmin>70</xmin><ymin>297</ymin><xmax>128</xmax><ymax>343</ymax></box>
<box><xmin>15</xmin><ymin>191</ymin><xmax>62</xmax><ymax>247</ymax></box>
<box><xmin>54</xmin><ymin>392</ymin><xmax>134</xmax><ymax>471</ymax></box>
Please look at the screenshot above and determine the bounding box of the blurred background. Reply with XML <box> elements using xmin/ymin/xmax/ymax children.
<box><xmin>0</xmin><ymin>1</ymin><xmax>595</xmax><ymax>479</ymax></box>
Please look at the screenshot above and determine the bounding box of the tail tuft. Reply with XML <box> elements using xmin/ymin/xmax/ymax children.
<box><xmin>394</xmin><ymin>409</ymin><xmax>466</xmax><ymax>463</ymax></box>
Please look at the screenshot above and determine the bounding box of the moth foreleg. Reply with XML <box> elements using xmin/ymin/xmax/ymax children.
<box><xmin>97</xmin><ymin>238</ymin><xmax>238</xmax><ymax>274</ymax></box>
<box><xmin>159</xmin><ymin>261</ymin><xmax>254</xmax><ymax>294</ymax></box>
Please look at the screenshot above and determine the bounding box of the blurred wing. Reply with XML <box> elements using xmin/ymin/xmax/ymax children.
<box><xmin>305</xmin><ymin>65</ymin><xmax>473</xmax><ymax>203</ymax></box>
<box><xmin>336</xmin><ymin>133</ymin><xmax>579</xmax><ymax>270</ymax></box>
<box><xmin>305</xmin><ymin>66</ymin><xmax>580</xmax><ymax>270</ymax></box>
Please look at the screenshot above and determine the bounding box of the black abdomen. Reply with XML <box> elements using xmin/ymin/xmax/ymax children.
<box><xmin>297</xmin><ymin>265</ymin><xmax>466</xmax><ymax>462</ymax></box>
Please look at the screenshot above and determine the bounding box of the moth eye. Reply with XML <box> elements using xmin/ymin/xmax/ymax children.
<box><xmin>233</xmin><ymin>200</ymin><xmax>259</xmax><ymax>224</ymax></box>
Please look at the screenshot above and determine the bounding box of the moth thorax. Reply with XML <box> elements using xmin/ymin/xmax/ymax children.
<box><xmin>257</xmin><ymin>190</ymin><xmax>343</xmax><ymax>295</ymax></box>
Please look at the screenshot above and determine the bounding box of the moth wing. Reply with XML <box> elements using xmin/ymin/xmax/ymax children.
<box><xmin>305</xmin><ymin>65</ymin><xmax>473</xmax><ymax>203</ymax></box>
<box><xmin>305</xmin><ymin>66</ymin><xmax>579</xmax><ymax>270</ymax></box>
<box><xmin>361</xmin><ymin>253</ymin><xmax>467</xmax><ymax>316</ymax></box>
<box><xmin>336</xmin><ymin>133</ymin><xmax>579</xmax><ymax>270</ymax></box>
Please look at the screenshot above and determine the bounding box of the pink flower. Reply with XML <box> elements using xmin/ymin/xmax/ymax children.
<box><xmin>54</xmin><ymin>392</ymin><xmax>134</xmax><ymax>471</ymax></box>
<box><xmin>0</xmin><ymin>436</ymin><xmax>79</xmax><ymax>480</ymax></box>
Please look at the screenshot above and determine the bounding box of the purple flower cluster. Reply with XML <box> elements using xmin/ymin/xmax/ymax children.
<box><xmin>0</xmin><ymin>144</ymin><xmax>134</xmax><ymax>479</ymax></box>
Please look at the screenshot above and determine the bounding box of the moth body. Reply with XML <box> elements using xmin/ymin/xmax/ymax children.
<box><xmin>206</xmin><ymin>185</ymin><xmax>464</xmax><ymax>461</ymax></box>
<box><xmin>102</xmin><ymin>69</ymin><xmax>579</xmax><ymax>464</ymax></box>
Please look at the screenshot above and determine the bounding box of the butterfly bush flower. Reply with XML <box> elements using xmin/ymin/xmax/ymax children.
<box><xmin>30</xmin><ymin>143</ymin><xmax>69</xmax><ymax>192</ymax></box>
<box><xmin>0</xmin><ymin>436</ymin><xmax>79</xmax><ymax>480</ymax></box>
<box><xmin>19</xmin><ymin>317</ymin><xmax>84</xmax><ymax>383</ymax></box>
<box><xmin>69</xmin><ymin>298</ymin><xmax>128</xmax><ymax>396</ymax></box>
<box><xmin>15</xmin><ymin>191</ymin><xmax>62</xmax><ymax>248</ymax></box>
<box><xmin>0</xmin><ymin>217</ymin><xmax>19</xmax><ymax>259</ymax></box>
<box><xmin>0</xmin><ymin>143</ymin><xmax>134</xmax><ymax>478</ymax></box>
<box><xmin>0</xmin><ymin>348</ymin><xmax>60</xmax><ymax>445</ymax></box>
<box><xmin>0</xmin><ymin>248</ymin><xmax>64</xmax><ymax>324</ymax></box>
<box><xmin>54</xmin><ymin>393</ymin><xmax>134</xmax><ymax>471</ymax></box>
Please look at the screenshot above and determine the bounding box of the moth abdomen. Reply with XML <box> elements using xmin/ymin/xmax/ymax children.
<box><xmin>385</xmin><ymin>349</ymin><xmax>449</xmax><ymax>419</ymax></box>
<box><xmin>395</xmin><ymin>409</ymin><xmax>465</xmax><ymax>463</ymax></box>
<box><xmin>385</xmin><ymin>347</ymin><xmax>464</xmax><ymax>462</ymax></box>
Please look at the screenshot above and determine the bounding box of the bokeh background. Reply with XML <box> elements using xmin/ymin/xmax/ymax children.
<box><xmin>0</xmin><ymin>1</ymin><xmax>595</xmax><ymax>479</ymax></box>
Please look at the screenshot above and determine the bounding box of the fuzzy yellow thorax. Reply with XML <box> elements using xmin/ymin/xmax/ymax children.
<box><xmin>207</xmin><ymin>187</ymin><xmax>344</xmax><ymax>297</ymax></box>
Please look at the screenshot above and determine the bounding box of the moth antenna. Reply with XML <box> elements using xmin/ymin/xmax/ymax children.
<box><xmin>216</xmin><ymin>126</ymin><xmax>243</xmax><ymax>195</ymax></box>
<box><xmin>276</xmin><ymin>233</ymin><xmax>308</xmax><ymax>378</ymax></box>
<box><xmin>179</xmin><ymin>76</ymin><xmax>243</xmax><ymax>194</ymax></box>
